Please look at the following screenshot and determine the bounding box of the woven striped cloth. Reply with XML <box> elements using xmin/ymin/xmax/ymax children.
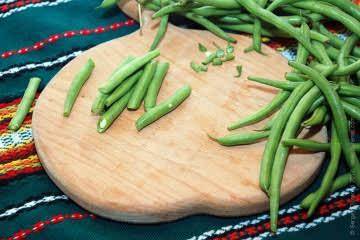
<box><xmin>0</xmin><ymin>0</ymin><xmax>359</xmax><ymax>239</ymax></box>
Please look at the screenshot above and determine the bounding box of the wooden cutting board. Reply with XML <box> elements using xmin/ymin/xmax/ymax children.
<box><xmin>32</xmin><ymin>0</ymin><xmax>326</xmax><ymax>223</ymax></box>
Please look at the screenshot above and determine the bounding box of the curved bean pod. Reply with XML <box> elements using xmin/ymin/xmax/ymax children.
<box><xmin>209</xmin><ymin>131</ymin><xmax>270</xmax><ymax>146</ymax></box>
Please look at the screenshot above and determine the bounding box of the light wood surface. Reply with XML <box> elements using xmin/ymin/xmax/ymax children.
<box><xmin>32</xmin><ymin>1</ymin><xmax>326</xmax><ymax>223</ymax></box>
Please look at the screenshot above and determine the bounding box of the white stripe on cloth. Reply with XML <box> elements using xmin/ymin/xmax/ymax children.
<box><xmin>0</xmin><ymin>195</ymin><xmax>68</xmax><ymax>219</ymax></box>
<box><xmin>0</xmin><ymin>0</ymin><xmax>73</xmax><ymax>19</ymax></box>
<box><xmin>0</xmin><ymin>50</ymin><xmax>82</xmax><ymax>79</ymax></box>
<box><xmin>186</xmin><ymin>186</ymin><xmax>358</xmax><ymax>240</ymax></box>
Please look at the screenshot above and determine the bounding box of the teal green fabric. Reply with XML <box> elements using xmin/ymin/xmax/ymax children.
<box><xmin>0</xmin><ymin>0</ymin><xmax>358</xmax><ymax>239</ymax></box>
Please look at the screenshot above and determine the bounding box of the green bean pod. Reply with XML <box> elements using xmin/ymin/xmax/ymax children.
<box><xmin>144</xmin><ymin>62</ymin><xmax>170</xmax><ymax>111</ymax></box>
<box><xmin>260</xmin><ymin>80</ymin><xmax>314</xmax><ymax>193</ymax></box>
<box><xmin>210</xmin><ymin>131</ymin><xmax>270</xmax><ymax>146</ymax></box>
<box><xmin>338</xmin><ymin>82</ymin><xmax>360</xmax><ymax>97</ymax></box>
<box><xmin>302</xmin><ymin>105</ymin><xmax>327</xmax><ymax>127</ymax></box>
<box><xmin>290</xmin><ymin>61</ymin><xmax>360</xmax><ymax>187</ymax></box>
<box><xmin>270</xmin><ymin>86</ymin><xmax>320</xmax><ymax>232</ymax></box>
<box><xmin>228</xmin><ymin>91</ymin><xmax>290</xmax><ymax>130</ymax></box>
<box><xmin>92</xmin><ymin>56</ymin><xmax>134</xmax><ymax>114</ymax></box>
<box><xmin>99</xmin><ymin>49</ymin><xmax>160</xmax><ymax>94</ymax></box>
<box><xmin>343</xmin><ymin>97</ymin><xmax>360</xmax><ymax>109</ymax></box>
<box><xmin>308</xmin><ymin>124</ymin><xmax>341</xmax><ymax>216</ymax></box>
<box><xmin>342</xmin><ymin>100</ymin><xmax>360</xmax><ymax>121</ymax></box>
<box><xmin>301</xmin><ymin>173</ymin><xmax>352</xmax><ymax>209</ymax></box>
<box><xmin>97</xmin><ymin>89</ymin><xmax>134</xmax><ymax>133</ymax></box>
<box><xmin>283</xmin><ymin>139</ymin><xmax>329</xmax><ymax>152</ymax></box>
<box><xmin>105</xmin><ymin>70</ymin><xmax>143</xmax><ymax>108</ymax></box>
<box><xmin>285</xmin><ymin>72</ymin><xmax>307</xmax><ymax>82</ymax></box>
<box><xmin>128</xmin><ymin>61</ymin><xmax>158</xmax><ymax>110</ymax></box>
<box><xmin>136</xmin><ymin>85</ymin><xmax>191</xmax><ymax>131</ymax></box>
<box><xmin>64</xmin><ymin>59</ymin><xmax>95</xmax><ymax>117</ymax></box>
<box><xmin>8</xmin><ymin>77</ymin><xmax>41</xmax><ymax>131</ymax></box>
<box><xmin>150</xmin><ymin>14</ymin><xmax>169</xmax><ymax>51</ymax></box>
<box><xmin>248</xmin><ymin>76</ymin><xmax>299</xmax><ymax>91</ymax></box>
<box><xmin>191</xmin><ymin>6</ymin><xmax>241</xmax><ymax>16</ymax></box>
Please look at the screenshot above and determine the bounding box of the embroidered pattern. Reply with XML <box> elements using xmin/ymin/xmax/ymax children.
<box><xmin>0</xmin><ymin>0</ymin><xmax>72</xmax><ymax>19</ymax></box>
<box><xmin>1</xmin><ymin>19</ymin><xmax>136</xmax><ymax>59</ymax></box>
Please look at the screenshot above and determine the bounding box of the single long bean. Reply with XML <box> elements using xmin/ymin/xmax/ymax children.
<box><xmin>97</xmin><ymin>89</ymin><xmax>134</xmax><ymax>133</ymax></box>
<box><xmin>210</xmin><ymin>131</ymin><xmax>270</xmax><ymax>146</ymax></box>
<box><xmin>150</xmin><ymin>14</ymin><xmax>169</xmax><ymax>51</ymax></box>
<box><xmin>285</xmin><ymin>72</ymin><xmax>307</xmax><ymax>82</ymax></box>
<box><xmin>293</xmin><ymin>23</ymin><xmax>310</xmax><ymax>74</ymax></box>
<box><xmin>338</xmin><ymin>82</ymin><xmax>360</xmax><ymax>97</ymax></box>
<box><xmin>64</xmin><ymin>59</ymin><xmax>95</xmax><ymax>117</ymax></box>
<box><xmin>337</xmin><ymin>34</ymin><xmax>359</xmax><ymax>81</ymax></box>
<box><xmin>191</xmin><ymin>6</ymin><xmax>241</xmax><ymax>16</ymax></box>
<box><xmin>290</xmin><ymin>61</ymin><xmax>360</xmax><ymax>187</ymax></box>
<box><xmin>99</xmin><ymin>49</ymin><xmax>160</xmax><ymax>94</ymax></box>
<box><xmin>270</xmin><ymin>86</ymin><xmax>320</xmax><ymax>231</ymax></box>
<box><xmin>136</xmin><ymin>85</ymin><xmax>191</xmax><ymax>131</ymax></box>
<box><xmin>259</xmin><ymin>80</ymin><xmax>314</xmax><ymax>193</ymax></box>
<box><xmin>248</xmin><ymin>0</ymin><xmax>268</xmax><ymax>54</ymax></box>
<box><xmin>283</xmin><ymin>139</ymin><xmax>329</xmax><ymax>152</ymax></box>
<box><xmin>301</xmin><ymin>173</ymin><xmax>352</xmax><ymax>209</ymax></box>
<box><xmin>183</xmin><ymin>13</ymin><xmax>237</xmax><ymax>43</ymax></box>
<box><xmin>128</xmin><ymin>61</ymin><xmax>158</xmax><ymax>110</ymax></box>
<box><xmin>343</xmin><ymin>97</ymin><xmax>360</xmax><ymax>109</ymax></box>
<box><xmin>228</xmin><ymin>91</ymin><xmax>290</xmax><ymax>130</ymax></box>
<box><xmin>8</xmin><ymin>77</ymin><xmax>41</xmax><ymax>131</ymax></box>
<box><xmin>342</xmin><ymin>100</ymin><xmax>360</xmax><ymax>121</ymax></box>
<box><xmin>248</xmin><ymin>76</ymin><xmax>299</xmax><ymax>91</ymax></box>
<box><xmin>144</xmin><ymin>62</ymin><xmax>170</xmax><ymax>111</ymax></box>
<box><xmin>308</xmin><ymin>124</ymin><xmax>341</xmax><ymax>216</ymax></box>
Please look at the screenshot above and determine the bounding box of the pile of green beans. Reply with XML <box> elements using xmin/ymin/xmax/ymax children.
<box><xmin>91</xmin><ymin>50</ymin><xmax>191</xmax><ymax>132</ymax></box>
<box><xmin>137</xmin><ymin>0</ymin><xmax>360</xmax><ymax>232</ymax></box>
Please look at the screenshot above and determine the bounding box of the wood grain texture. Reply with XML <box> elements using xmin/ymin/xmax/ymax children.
<box><xmin>32</xmin><ymin>6</ymin><xmax>326</xmax><ymax>223</ymax></box>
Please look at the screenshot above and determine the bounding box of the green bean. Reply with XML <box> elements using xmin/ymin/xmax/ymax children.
<box><xmin>283</xmin><ymin>139</ymin><xmax>329</xmax><ymax>152</ymax></box>
<box><xmin>260</xmin><ymin>80</ymin><xmax>314</xmax><ymax>193</ymax></box>
<box><xmin>105</xmin><ymin>70</ymin><xmax>143</xmax><ymax>108</ymax></box>
<box><xmin>326</xmin><ymin>45</ymin><xmax>340</xmax><ymax>61</ymax></box>
<box><xmin>231</xmin><ymin>0</ymin><xmax>324</xmax><ymax>61</ymax></box>
<box><xmin>230</xmin><ymin>13</ymin><xmax>255</xmax><ymax>23</ymax></box>
<box><xmin>8</xmin><ymin>77</ymin><xmax>41</xmax><ymax>131</ymax></box>
<box><xmin>342</xmin><ymin>100</ymin><xmax>360</xmax><ymax>121</ymax></box>
<box><xmin>270</xmin><ymin>85</ymin><xmax>320</xmax><ymax>231</ymax></box>
<box><xmin>234</xmin><ymin>65</ymin><xmax>242</xmax><ymax>78</ymax></box>
<box><xmin>247</xmin><ymin>0</ymin><xmax>268</xmax><ymax>54</ymax></box>
<box><xmin>293</xmin><ymin>1</ymin><xmax>360</xmax><ymax>37</ymax></box>
<box><xmin>290</xmin><ymin>61</ymin><xmax>360</xmax><ymax>187</ymax></box>
<box><xmin>92</xmin><ymin>56</ymin><xmax>134</xmax><ymax>114</ymax></box>
<box><xmin>313</xmin><ymin>41</ymin><xmax>333</xmax><ymax>66</ymax></box>
<box><xmin>280</xmin><ymin>15</ymin><xmax>307</xmax><ymax>26</ymax></box>
<box><xmin>302</xmin><ymin>105</ymin><xmax>327</xmax><ymax>127</ymax></box>
<box><xmin>308</xmin><ymin>124</ymin><xmax>341</xmax><ymax>216</ymax></box>
<box><xmin>128</xmin><ymin>61</ymin><xmax>158</xmax><ymax>110</ymax></box>
<box><xmin>99</xmin><ymin>49</ymin><xmax>160</xmax><ymax>94</ymax></box>
<box><xmin>259</xmin><ymin>113</ymin><xmax>278</xmax><ymax>131</ymax></box>
<box><xmin>183</xmin><ymin>13</ymin><xmax>237</xmax><ymax>43</ymax></box>
<box><xmin>269</xmin><ymin>0</ymin><xmax>360</xmax><ymax>21</ymax></box>
<box><xmin>280</xmin><ymin>5</ymin><xmax>311</xmax><ymax>16</ymax></box>
<box><xmin>337</xmin><ymin>34</ymin><xmax>359</xmax><ymax>81</ymax></box>
<box><xmin>292</xmin><ymin>23</ymin><xmax>310</xmax><ymax>73</ymax></box>
<box><xmin>152</xmin><ymin>1</ymin><xmax>187</xmax><ymax>19</ymax></box>
<box><xmin>248</xmin><ymin>76</ymin><xmax>299</xmax><ymax>91</ymax></box>
<box><xmin>308</xmin><ymin>96</ymin><xmax>325</xmax><ymax>114</ymax></box>
<box><xmin>285</xmin><ymin>72</ymin><xmax>307</xmax><ymax>82</ymax></box>
<box><xmin>343</xmin><ymin>97</ymin><xmax>360</xmax><ymax>109</ymax></box>
<box><xmin>64</xmin><ymin>59</ymin><xmax>94</xmax><ymax>117</ymax></box>
<box><xmin>301</xmin><ymin>173</ymin><xmax>352</xmax><ymax>209</ymax></box>
<box><xmin>217</xmin><ymin>16</ymin><xmax>246</xmax><ymax>24</ymax></box>
<box><xmin>150</xmin><ymin>14</ymin><xmax>169</xmax><ymax>51</ymax></box>
<box><xmin>144</xmin><ymin>62</ymin><xmax>170</xmax><ymax>111</ymax></box>
<box><xmin>219</xmin><ymin>24</ymin><xmax>329</xmax><ymax>43</ymax></box>
<box><xmin>97</xmin><ymin>89</ymin><xmax>134</xmax><ymax>133</ymax></box>
<box><xmin>209</xmin><ymin>131</ymin><xmax>270</xmax><ymax>146</ymax></box>
<box><xmin>333</xmin><ymin>59</ymin><xmax>360</xmax><ymax>76</ymax></box>
<box><xmin>191</xmin><ymin>6</ymin><xmax>241</xmax><ymax>16</ymax></box>
<box><xmin>136</xmin><ymin>85</ymin><xmax>191</xmax><ymax>131</ymax></box>
<box><xmin>144</xmin><ymin>2</ymin><xmax>161</xmax><ymax>11</ymax></box>
<box><xmin>338</xmin><ymin>82</ymin><xmax>360</xmax><ymax>97</ymax></box>
<box><xmin>228</xmin><ymin>91</ymin><xmax>290</xmax><ymax>130</ymax></box>
<box><xmin>97</xmin><ymin>0</ymin><xmax>117</xmax><ymax>9</ymax></box>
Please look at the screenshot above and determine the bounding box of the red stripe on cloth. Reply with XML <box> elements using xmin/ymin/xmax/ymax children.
<box><xmin>1</xmin><ymin>19</ymin><xmax>136</xmax><ymax>59</ymax></box>
<box><xmin>0</xmin><ymin>166</ymin><xmax>43</xmax><ymax>181</ymax></box>
<box><xmin>209</xmin><ymin>193</ymin><xmax>360</xmax><ymax>240</ymax></box>
<box><xmin>0</xmin><ymin>142</ymin><xmax>36</xmax><ymax>163</ymax></box>
<box><xmin>2</xmin><ymin>212</ymin><xmax>96</xmax><ymax>240</ymax></box>
<box><xmin>0</xmin><ymin>0</ymin><xmax>43</xmax><ymax>13</ymax></box>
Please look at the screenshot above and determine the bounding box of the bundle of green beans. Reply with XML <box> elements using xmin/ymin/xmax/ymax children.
<box><xmin>90</xmin><ymin>49</ymin><xmax>191</xmax><ymax>132</ymax></box>
<box><xmin>129</xmin><ymin>0</ymin><xmax>360</xmax><ymax>232</ymax></box>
